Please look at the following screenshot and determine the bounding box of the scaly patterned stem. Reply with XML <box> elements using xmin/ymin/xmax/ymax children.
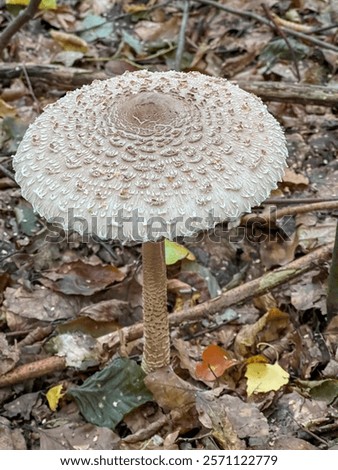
<box><xmin>141</xmin><ymin>240</ymin><xmax>170</xmax><ymax>373</ymax></box>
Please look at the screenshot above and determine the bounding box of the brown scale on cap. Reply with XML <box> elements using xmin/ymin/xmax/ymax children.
<box><xmin>14</xmin><ymin>70</ymin><xmax>288</xmax><ymax>242</ymax></box>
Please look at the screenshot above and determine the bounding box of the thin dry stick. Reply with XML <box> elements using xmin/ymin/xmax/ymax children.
<box><xmin>264</xmin><ymin>197</ymin><xmax>338</xmax><ymax>205</ymax></box>
<box><xmin>21</xmin><ymin>62</ymin><xmax>42</xmax><ymax>112</ymax></box>
<box><xmin>122</xmin><ymin>415</ymin><xmax>168</xmax><ymax>444</ymax></box>
<box><xmin>0</xmin><ymin>0</ymin><xmax>42</xmax><ymax>56</ymax></box>
<box><xmin>101</xmin><ymin>242</ymin><xmax>333</xmax><ymax>352</ymax></box>
<box><xmin>193</xmin><ymin>0</ymin><xmax>338</xmax><ymax>53</ymax></box>
<box><xmin>242</xmin><ymin>200</ymin><xmax>338</xmax><ymax>225</ymax></box>
<box><xmin>0</xmin><ymin>163</ymin><xmax>15</xmax><ymax>181</ymax></box>
<box><xmin>261</xmin><ymin>3</ymin><xmax>301</xmax><ymax>81</ymax></box>
<box><xmin>0</xmin><ymin>356</ymin><xmax>66</xmax><ymax>388</ymax></box>
<box><xmin>175</xmin><ymin>0</ymin><xmax>190</xmax><ymax>71</ymax></box>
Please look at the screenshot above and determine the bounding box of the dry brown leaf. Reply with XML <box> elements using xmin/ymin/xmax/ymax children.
<box><xmin>3</xmin><ymin>392</ymin><xmax>40</xmax><ymax>420</ymax></box>
<box><xmin>173</xmin><ymin>338</ymin><xmax>199</xmax><ymax>380</ymax></box>
<box><xmin>281</xmin><ymin>168</ymin><xmax>309</xmax><ymax>191</ymax></box>
<box><xmin>271</xmin><ymin>436</ymin><xmax>317</xmax><ymax>450</ymax></box>
<box><xmin>42</xmin><ymin>5</ymin><xmax>77</xmax><ymax>31</ymax></box>
<box><xmin>0</xmin><ymin>333</ymin><xmax>20</xmax><ymax>375</ymax></box>
<box><xmin>3</xmin><ymin>286</ymin><xmax>83</xmax><ymax>330</ymax></box>
<box><xmin>260</xmin><ymin>232</ymin><xmax>299</xmax><ymax>269</ymax></box>
<box><xmin>78</xmin><ymin>299</ymin><xmax>131</xmax><ymax>323</ymax></box>
<box><xmin>199</xmin><ymin>392</ymin><xmax>270</xmax><ymax>448</ymax></box>
<box><xmin>41</xmin><ymin>260</ymin><xmax>125</xmax><ymax>296</ymax></box>
<box><xmin>271</xmin><ymin>391</ymin><xmax>328</xmax><ymax>434</ymax></box>
<box><xmin>50</xmin><ymin>30</ymin><xmax>88</xmax><ymax>52</ymax></box>
<box><xmin>39</xmin><ymin>422</ymin><xmax>120</xmax><ymax>450</ymax></box>
<box><xmin>195</xmin><ymin>393</ymin><xmax>244</xmax><ymax>450</ymax></box>
<box><xmin>290</xmin><ymin>273</ymin><xmax>326</xmax><ymax>311</ymax></box>
<box><xmin>0</xmin><ymin>417</ymin><xmax>26</xmax><ymax>450</ymax></box>
<box><xmin>144</xmin><ymin>367</ymin><xmax>197</xmax><ymax>411</ymax></box>
<box><xmin>135</xmin><ymin>17</ymin><xmax>179</xmax><ymax>42</ymax></box>
<box><xmin>234</xmin><ymin>308</ymin><xmax>290</xmax><ymax>358</ymax></box>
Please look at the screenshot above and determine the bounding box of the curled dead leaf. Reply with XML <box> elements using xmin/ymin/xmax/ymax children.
<box><xmin>234</xmin><ymin>308</ymin><xmax>290</xmax><ymax>358</ymax></box>
<box><xmin>195</xmin><ymin>345</ymin><xmax>237</xmax><ymax>382</ymax></box>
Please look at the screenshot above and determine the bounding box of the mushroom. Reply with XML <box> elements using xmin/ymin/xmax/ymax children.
<box><xmin>13</xmin><ymin>70</ymin><xmax>288</xmax><ymax>373</ymax></box>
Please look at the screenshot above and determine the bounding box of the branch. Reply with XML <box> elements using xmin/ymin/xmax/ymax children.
<box><xmin>1</xmin><ymin>64</ymin><xmax>337</xmax><ymax>106</ymax></box>
<box><xmin>242</xmin><ymin>200</ymin><xmax>338</xmax><ymax>225</ymax></box>
<box><xmin>0</xmin><ymin>356</ymin><xmax>66</xmax><ymax>388</ymax></box>
<box><xmin>236</xmin><ymin>81</ymin><xmax>338</xmax><ymax>107</ymax></box>
<box><xmin>174</xmin><ymin>0</ymin><xmax>190</xmax><ymax>71</ymax></box>
<box><xmin>0</xmin><ymin>0</ymin><xmax>42</xmax><ymax>57</ymax></box>
<box><xmin>100</xmin><ymin>243</ymin><xmax>333</xmax><ymax>352</ymax></box>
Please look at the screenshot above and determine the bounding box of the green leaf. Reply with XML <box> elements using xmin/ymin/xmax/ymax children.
<box><xmin>165</xmin><ymin>239</ymin><xmax>195</xmax><ymax>266</ymax></box>
<box><xmin>68</xmin><ymin>358</ymin><xmax>152</xmax><ymax>429</ymax></box>
<box><xmin>297</xmin><ymin>379</ymin><xmax>338</xmax><ymax>405</ymax></box>
<box><xmin>2</xmin><ymin>116</ymin><xmax>29</xmax><ymax>153</ymax></box>
<box><xmin>181</xmin><ymin>259</ymin><xmax>220</xmax><ymax>298</ymax></box>
<box><xmin>79</xmin><ymin>14</ymin><xmax>115</xmax><ymax>43</ymax></box>
<box><xmin>260</xmin><ymin>38</ymin><xmax>309</xmax><ymax>66</ymax></box>
<box><xmin>122</xmin><ymin>30</ymin><xmax>144</xmax><ymax>55</ymax></box>
<box><xmin>14</xmin><ymin>201</ymin><xmax>41</xmax><ymax>236</ymax></box>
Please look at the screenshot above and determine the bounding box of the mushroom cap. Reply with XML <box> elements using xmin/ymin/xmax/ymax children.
<box><xmin>13</xmin><ymin>70</ymin><xmax>288</xmax><ymax>242</ymax></box>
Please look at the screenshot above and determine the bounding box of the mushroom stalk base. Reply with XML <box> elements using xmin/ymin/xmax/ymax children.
<box><xmin>141</xmin><ymin>240</ymin><xmax>170</xmax><ymax>373</ymax></box>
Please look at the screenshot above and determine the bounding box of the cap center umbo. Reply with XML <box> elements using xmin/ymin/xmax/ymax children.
<box><xmin>114</xmin><ymin>92</ymin><xmax>185</xmax><ymax>131</ymax></box>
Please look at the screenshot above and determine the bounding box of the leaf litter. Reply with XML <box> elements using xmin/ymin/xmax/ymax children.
<box><xmin>0</xmin><ymin>0</ymin><xmax>338</xmax><ymax>451</ymax></box>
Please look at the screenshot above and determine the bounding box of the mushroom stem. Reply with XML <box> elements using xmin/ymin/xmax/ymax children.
<box><xmin>141</xmin><ymin>240</ymin><xmax>170</xmax><ymax>373</ymax></box>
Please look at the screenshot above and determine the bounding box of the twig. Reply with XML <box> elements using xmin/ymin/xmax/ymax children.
<box><xmin>241</xmin><ymin>200</ymin><xmax>338</xmax><ymax>225</ymax></box>
<box><xmin>192</xmin><ymin>0</ymin><xmax>338</xmax><ymax>53</ymax></box>
<box><xmin>264</xmin><ymin>197</ymin><xmax>338</xmax><ymax>206</ymax></box>
<box><xmin>0</xmin><ymin>356</ymin><xmax>66</xmax><ymax>388</ymax></box>
<box><xmin>182</xmin><ymin>314</ymin><xmax>239</xmax><ymax>340</ymax></box>
<box><xmin>0</xmin><ymin>0</ymin><xmax>42</xmax><ymax>56</ymax></box>
<box><xmin>21</xmin><ymin>62</ymin><xmax>41</xmax><ymax>112</ymax></box>
<box><xmin>100</xmin><ymin>243</ymin><xmax>333</xmax><ymax>352</ymax></box>
<box><xmin>274</xmin><ymin>201</ymin><xmax>338</xmax><ymax>220</ymax></box>
<box><xmin>289</xmin><ymin>414</ymin><xmax>329</xmax><ymax>447</ymax></box>
<box><xmin>175</xmin><ymin>0</ymin><xmax>190</xmax><ymax>71</ymax></box>
<box><xmin>122</xmin><ymin>415</ymin><xmax>168</xmax><ymax>444</ymax></box>
<box><xmin>0</xmin><ymin>163</ymin><xmax>15</xmax><ymax>181</ymax></box>
<box><xmin>261</xmin><ymin>3</ymin><xmax>301</xmax><ymax>81</ymax></box>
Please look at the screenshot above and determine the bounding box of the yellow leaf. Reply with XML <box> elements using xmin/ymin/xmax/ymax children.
<box><xmin>0</xmin><ymin>98</ymin><xmax>16</xmax><ymax>117</ymax></box>
<box><xmin>245</xmin><ymin>354</ymin><xmax>269</xmax><ymax>364</ymax></box>
<box><xmin>245</xmin><ymin>362</ymin><xmax>289</xmax><ymax>396</ymax></box>
<box><xmin>6</xmin><ymin>0</ymin><xmax>57</xmax><ymax>9</ymax></box>
<box><xmin>46</xmin><ymin>384</ymin><xmax>64</xmax><ymax>411</ymax></box>
<box><xmin>165</xmin><ymin>239</ymin><xmax>195</xmax><ymax>266</ymax></box>
<box><xmin>50</xmin><ymin>30</ymin><xmax>88</xmax><ymax>53</ymax></box>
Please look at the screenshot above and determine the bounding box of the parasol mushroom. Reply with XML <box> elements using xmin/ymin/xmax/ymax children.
<box><xmin>13</xmin><ymin>70</ymin><xmax>288</xmax><ymax>373</ymax></box>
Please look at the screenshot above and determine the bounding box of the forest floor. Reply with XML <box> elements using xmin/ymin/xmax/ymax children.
<box><xmin>0</xmin><ymin>0</ymin><xmax>338</xmax><ymax>451</ymax></box>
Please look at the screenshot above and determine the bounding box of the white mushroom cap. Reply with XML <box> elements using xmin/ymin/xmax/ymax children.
<box><xmin>13</xmin><ymin>70</ymin><xmax>288</xmax><ymax>242</ymax></box>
